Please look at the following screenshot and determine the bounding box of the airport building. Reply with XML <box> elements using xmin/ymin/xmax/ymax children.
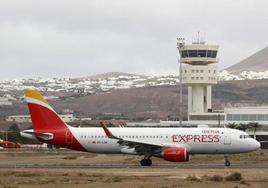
<box><xmin>185</xmin><ymin>107</ymin><xmax>268</xmax><ymax>128</ymax></box>
<box><xmin>6</xmin><ymin>114</ymin><xmax>76</xmax><ymax>123</ymax></box>
<box><xmin>225</xmin><ymin>106</ymin><xmax>268</xmax><ymax>125</ymax></box>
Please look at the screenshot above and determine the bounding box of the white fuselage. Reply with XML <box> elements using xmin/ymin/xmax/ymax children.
<box><xmin>68</xmin><ymin>127</ymin><xmax>260</xmax><ymax>155</ymax></box>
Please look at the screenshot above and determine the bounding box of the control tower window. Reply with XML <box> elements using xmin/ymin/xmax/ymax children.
<box><xmin>181</xmin><ymin>50</ymin><xmax>217</xmax><ymax>58</ymax></box>
<box><xmin>207</xmin><ymin>50</ymin><xmax>217</xmax><ymax>58</ymax></box>
<box><xmin>211</xmin><ymin>51</ymin><xmax>217</xmax><ymax>58</ymax></box>
<box><xmin>188</xmin><ymin>50</ymin><xmax>198</xmax><ymax>57</ymax></box>
<box><xmin>197</xmin><ymin>50</ymin><xmax>206</xmax><ymax>57</ymax></box>
<box><xmin>181</xmin><ymin>51</ymin><xmax>188</xmax><ymax>58</ymax></box>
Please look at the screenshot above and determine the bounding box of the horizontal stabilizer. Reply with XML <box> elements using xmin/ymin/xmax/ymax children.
<box><xmin>20</xmin><ymin>130</ymin><xmax>54</xmax><ymax>140</ymax></box>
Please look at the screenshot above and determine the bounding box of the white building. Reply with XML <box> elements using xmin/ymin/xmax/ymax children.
<box><xmin>6</xmin><ymin>114</ymin><xmax>76</xmax><ymax>123</ymax></box>
<box><xmin>225</xmin><ymin>106</ymin><xmax>268</xmax><ymax>126</ymax></box>
<box><xmin>0</xmin><ymin>97</ymin><xmax>13</xmax><ymax>106</ymax></box>
<box><xmin>174</xmin><ymin>106</ymin><xmax>268</xmax><ymax>129</ymax></box>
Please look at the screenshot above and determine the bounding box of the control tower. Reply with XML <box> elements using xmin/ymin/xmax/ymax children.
<box><xmin>177</xmin><ymin>38</ymin><xmax>219</xmax><ymax>116</ymax></box>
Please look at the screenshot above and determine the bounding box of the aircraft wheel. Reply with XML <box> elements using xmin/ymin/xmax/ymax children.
<box><xmin>147</xmin><ymin>158</ymin><xmax>152</xmax><ymax>166</ymax></box>
<box><xmin>225</xmin><ymin>160</ymin><xmax>231</xmax><ymax>167</ymax></box>
<box><xmin>140</xmin><ymin>158</ymin><xmax>152</xmax><ymax>166</ymax></box>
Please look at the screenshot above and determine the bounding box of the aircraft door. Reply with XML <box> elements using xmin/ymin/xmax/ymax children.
<box><xmin>224</xmin><ymin>130</ymin><xmax>231</xmax><ymax>145</ymax></box>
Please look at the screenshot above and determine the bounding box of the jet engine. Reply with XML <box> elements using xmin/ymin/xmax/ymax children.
<box><xmin>161</xmin><ymin>147</ymin><xmax>190</xmax><ymax>162</ymax></box>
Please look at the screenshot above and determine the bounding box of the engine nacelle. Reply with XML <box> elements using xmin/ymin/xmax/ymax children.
<box><xmin>162</xmin><ymin>147</ymin><xmax>190</xmax><ymax>162</ymax></box>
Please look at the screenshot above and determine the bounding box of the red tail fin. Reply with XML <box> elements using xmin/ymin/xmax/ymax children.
<box><xmin>24</xmin><ymin>88</ymin><xmax>66</xmax><ymax>132</ymax></box>
<box><xmin>24</xmin><ymin>88</ymin><xmax>86</xmax><ymax>151</ymax></box>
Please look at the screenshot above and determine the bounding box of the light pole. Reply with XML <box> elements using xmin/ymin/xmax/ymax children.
<box><xmin>177</xmin><ymin>38</ymin><xmax>185</xmax><ymax>127</ymax></box>
<box><xmin>179</xmin><ymin>58</ymin><xmax>182</xmax><ymax>126</ymax></box>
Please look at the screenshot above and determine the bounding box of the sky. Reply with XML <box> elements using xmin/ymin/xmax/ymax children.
<box><xmin>0</xmin><ymin>0</ymin><xmax>268</xmax><ymax>79</ymax></box>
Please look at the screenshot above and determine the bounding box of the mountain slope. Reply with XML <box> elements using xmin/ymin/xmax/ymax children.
<box><xmin>2</xmin><ymin>79</ymin><xmax>268</xmax><ymax>120</ymax></box>
<box><xmin>50</xmin><ymin>79</ymin><xmax>268</xmax><ymax>120</ymax></box>
<box><xmin>227</xmin><ymin>46</ymin><xmax>268</xmax><ymax>73</ymax></box>
<box><xmin>84</xmin><ymin>72</ymin><xmax>147</xmax><ymax>80</ymax></box>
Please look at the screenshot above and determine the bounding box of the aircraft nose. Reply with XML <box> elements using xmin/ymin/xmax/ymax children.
<box><xmin>252</xmin><ymin>139</ymin><xmax>261</xmax><ymax>150</ymax></box>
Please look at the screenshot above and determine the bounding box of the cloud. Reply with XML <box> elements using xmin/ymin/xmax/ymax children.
<box><xmin>0</xmin><ymin>0</ymin><xmax>267</xmax><ymax>78</ymax></box>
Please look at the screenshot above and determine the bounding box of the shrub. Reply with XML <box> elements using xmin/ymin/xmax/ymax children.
<box><xmin>96</xmin><ymin>176</ymin><xmax>122</xmax><ymax>183</ymax></box>
<box><xmin>3</xmin><ymin>185</ymin><xmax>18</xmax><ymax>188</ymax></box>
<box><xmin>62</xmin><ymin>156</ymin><xmax>78</xmax><ymax>160</ymax></box>
<box><xmin>209</xmin><ymin>175</ymin><xmax>223</xmax><ymax>182</ymax></box>
<box><xmin>16</xmin><ymin>172</ymin><xmax>40</xmax><ymax>177</ymax></box>
<box><xmin>225</xmin><ymin>172</ymin><xmax>242</xmax><ymax>181</ymax></box>
<box><xmin>110</xmin><ymin>176</ymin><xmax>121</xmax><ymax>182</ymax></box>
<box><xmin>240</xmin><ymin>180</ymin><xmax>250</xmax><ymax>186</ymax></box>
<box><xmin>185</xmin><ymin>175</ymin><xmax>201</xmax><ymax>182</ymax></box>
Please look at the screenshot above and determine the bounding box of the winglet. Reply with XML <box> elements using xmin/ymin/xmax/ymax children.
<box><xmin>100</xmin><ymin>122</ymin><xmax>117</xmax><ymax>139</ymax></box>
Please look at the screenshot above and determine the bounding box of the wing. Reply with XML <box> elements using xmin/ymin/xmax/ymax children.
<box><xmin>100</xmin><ymin>122</ymin><xmax>183</xmax><ymax>155</ymax></box>
<box><xmin>259</xmin><ymin>141</ymin><xmax>268</xmax><ymax>143</ymax></box>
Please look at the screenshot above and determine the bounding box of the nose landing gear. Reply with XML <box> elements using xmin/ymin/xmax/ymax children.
<box><xmin>140</xmin><ymin>158</ymin><xmax>152</xmax><ymax>166</ymax></box>
<box><xmin>224</xmin><ymin>155</ymin><xmax>231</xmax><ymax>166</ymax></box>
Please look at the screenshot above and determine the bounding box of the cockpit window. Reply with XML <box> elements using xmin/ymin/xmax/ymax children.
<box><xmin>240</xmin><ymin>135</ymin><xmax>250</xmax><ymax>139</ymax></box>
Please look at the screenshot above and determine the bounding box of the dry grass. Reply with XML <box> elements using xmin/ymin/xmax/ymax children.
<box><xmin>0</xmin><ymin>150</ymin><xmax>267</xmax><ymax>188</ymax></box>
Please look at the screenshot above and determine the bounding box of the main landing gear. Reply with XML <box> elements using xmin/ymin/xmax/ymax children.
<box><xmin>140</xmin><ymin>158</ymin><xmax>152</xmax><ymax>166</ymax></box>
<box><xmin>224</xmin><ymin>155</ymin><xmax>231</xmax><ymax>167</ymax></box>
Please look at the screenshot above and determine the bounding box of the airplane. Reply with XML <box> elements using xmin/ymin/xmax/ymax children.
<box><xmin>21</xmin><ymin>88</ymin><xmax>261</xmax><ymax>167</ymax></box>
<box><xmin>0</xmin><ymin>139</ymin><xmax>21</xmax><ymax>149</ymax></box>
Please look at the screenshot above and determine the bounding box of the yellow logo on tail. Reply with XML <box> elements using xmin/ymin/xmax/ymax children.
<box><xmin>24</xmin><ymin>88</ymin><xmax>49</xmax><ymax>104</ymax></box>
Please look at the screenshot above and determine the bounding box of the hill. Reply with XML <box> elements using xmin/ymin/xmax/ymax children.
<box><xmin>49</xmin><ymin>79</ymin><xmax>268</xmax><ymax>120</ymax></box>
<box><xmin>227</xmin><ymin>46</ymin><xmax>268</xmax><ymax>73</ymax></box>
<box><xmin>2</xmin><ymin>79</ymin><xmax>268</xmax><ymax>121</ymax></box>
<box><xmin>82</xmin><ymin>72</ymin><xmax>147</xmax><ymax>80</ymax></box>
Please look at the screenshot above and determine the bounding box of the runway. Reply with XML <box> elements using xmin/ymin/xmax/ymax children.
<box><xmin>0</xmin><ymin>149</ymin><xmax>267</xmax><ymax>169</ymax></box>
<box><xmin>0</xmin><ymin>162</ymin><xmax>267</xmax><ymax>169</ymax></box>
